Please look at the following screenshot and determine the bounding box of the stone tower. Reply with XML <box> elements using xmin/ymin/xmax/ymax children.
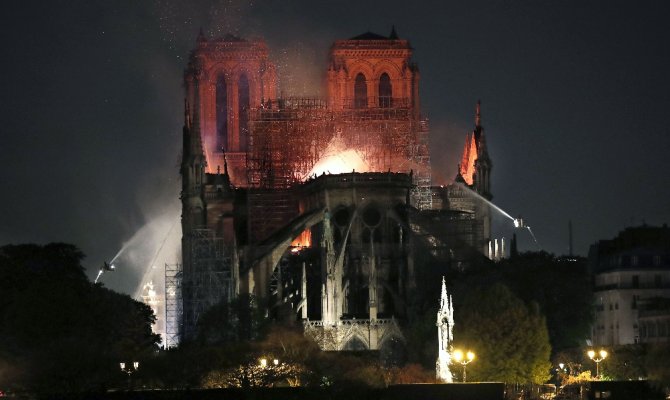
<box><xmin>326</xmin><ymin>27</ymin><xmax>421</xmax><ymax>117</ymax></box>
<box><xmin>184</xmin><ymin>32</ymin><xmax>277</xmax><ymax>186</ymax></box>
<box><xmin>436</xmin><ymin>276</ymin><xmax>454</xmax><ymax>382</ymax></box>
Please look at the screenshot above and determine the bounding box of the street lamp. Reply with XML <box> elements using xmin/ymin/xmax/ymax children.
<box><xmin>587</xmin><ymin>349</ymin><xmax>607</xmax><ymax>379</ymax></box>
<box><xmin>120</xmin><ymin>361</ymin><xmax>139</xmax><ymax>389</ymax></box>
<box><xmin>453</xmin><ymin>349</ymin><xmax>475</xmax><ymax>382</ymax></box>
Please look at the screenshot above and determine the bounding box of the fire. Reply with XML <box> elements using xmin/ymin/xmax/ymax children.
<box><xmin>291</xmin><ymin>229</ymin><xmax>312</xmax><ymax>251</ymax></box>
<box><xmin>305</xmin><ymin>149</ymin><xmax>370</xmax><ymax>180</ymax></box>
<box><xmin>459</xmin><ymin>133</ymin><xmax>478</xmax><ymax>185</ymax></box>
<box><xmin>302</xmin><ymin>135</ymin><xmax>371</xmax><ymax>180</ymax></box>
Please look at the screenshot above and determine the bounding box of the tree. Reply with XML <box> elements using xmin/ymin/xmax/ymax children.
<box><xmin>645</xmin><ymin>343</ymin><xmax>670</xmax><ymax>391</ymax></box>
<box><xmin>498</xmin><ymin>252</ymin><xmax>593</xmax><ymax>353</ymax></box>
<box><xmin>195</xmin><ymin>294</ymin><xmax>269</xmax><ymax>345</ymax></box>
<box><xmin>0</xmin><ymin>243</ymin><xmax>160</xmax><ymax>394</ymax></box>
<box><xmin>453</xmin><ymin>282</ymin><xmax>552</xmax><ymax>384</ymax></box>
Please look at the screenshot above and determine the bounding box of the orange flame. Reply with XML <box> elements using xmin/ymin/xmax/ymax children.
<box><xmin>291</xmin><ymin>229</ymin><xmax>312</xmax><ymax>249</ymax></box>
<box><xmin>459</xmin><ymin>133</ymin><xmax>478</xmax><ymax>185</ymax></box>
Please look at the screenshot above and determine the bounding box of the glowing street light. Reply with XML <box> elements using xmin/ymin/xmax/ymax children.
<box><xmin>120</xmin><ymin>361</ymin><xmax>139</xmax><ymax>389</ymax></box>
<box><xmin>587</xmin><ymin>349</ymin><xmax>608</xmax><ymax>379</ymax></box>
<box><xmin>453</xmin><ymin>349</ymin><xmax>475</xmax><ymax>382</ymax></box>
<box><xmin>260</xmin><ymin>358</ymin><xmax>280</xmax><ymax>368</ymax></box>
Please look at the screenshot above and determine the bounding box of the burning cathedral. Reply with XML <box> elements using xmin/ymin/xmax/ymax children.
<box><xmin>168</xmin><ymin>29</ymin><xmax>496</xmax><ymax>349</ymax></box>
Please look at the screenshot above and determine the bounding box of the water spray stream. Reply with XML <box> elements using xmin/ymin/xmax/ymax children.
<box><xmin>109</xmin><ymin>241</ymin><xmax>131</xmax><ymax>266</ymax></box>
<box><xmin>526</xmin><ymin>226</ymin><xmax>540</xmax><ymax>248</ymax></box>
<box><xmin>94</xmin><ymin>269</ymin><xmax>104</xmax><ymax>284</ymax></box>
<box><xmin>456</xmin><ymin>183</ymin><xmax>515</xmax><ymax>221</ymax></box>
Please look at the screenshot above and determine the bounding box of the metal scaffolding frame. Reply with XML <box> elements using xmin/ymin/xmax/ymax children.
<box><xmin>181</xmin><ymin>228</ymin><xmax>234</xmax><ymax>339</ymax></box>
<box><xmin>244</xmin><ymin>98</ymin><xmax>432</xmax><ymax>243</ymax></box>
<box><xmin>164</xmin><ymin>263</ymin><xmax>182</xmax><ymax>348</ymax></box>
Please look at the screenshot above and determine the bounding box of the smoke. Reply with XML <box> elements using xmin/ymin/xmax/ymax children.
<box><xmin>429</xmin><ymin>119</ymin><xmax>470</xmax><ymax>186</ymax></box>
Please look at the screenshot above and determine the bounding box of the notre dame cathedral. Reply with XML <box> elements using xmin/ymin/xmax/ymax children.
<box><xmin>171</xmin><ymin>28</ymin><xmax>495</xmax><ymax>351</ymax></box>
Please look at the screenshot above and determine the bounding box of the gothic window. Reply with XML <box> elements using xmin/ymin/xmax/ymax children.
<box><xmin>354</xmin><ymin>73</ymin><xmax>367</xmax><ymax>108</ymax></box>
<box><xmin>216</xmin><ymin>74</ymin><xmax>228</xmax><ymax>150</ymax></box>
<box><xmin>378</xmin><ymin>73</ymin><xmax>392</xmax><ymax>108</ymax></box>
<box><xmin>238</xmin><ymin>74</ymin><xmax>250</xmax><ymax>151</ymax></box>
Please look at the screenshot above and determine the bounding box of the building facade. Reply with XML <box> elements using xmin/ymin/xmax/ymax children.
<box><xmin>173</xmin><ymin>29</ymin><xmax>494</xmax><ymax>348</ymax></box>
<box><xmin>589</xmin><ymin>225</ymin><xmax>670</xmax><ymax>345</ymax></box>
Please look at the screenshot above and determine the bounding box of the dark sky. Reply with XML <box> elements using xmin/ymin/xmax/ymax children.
<box><xmin>2</xmin><ymin>1</ymin><xmax>669</xmax><ymax>294</ymax></box>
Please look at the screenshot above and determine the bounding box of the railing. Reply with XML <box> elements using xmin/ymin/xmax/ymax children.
<box><xmin>304</xmin><ymin>317</ymin><xmax>396</xmax><ymax>328</ymax></box>
<box><xmin>340</xmin><ymin>97</ymin><xmax>410</xmax><ymax>109</ymax></box>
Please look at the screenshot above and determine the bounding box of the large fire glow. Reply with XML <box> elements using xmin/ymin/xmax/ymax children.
<box><xmin>302</xmin><ymin>135</ymin><xmax>370</xmax><ymax>180</ymax></box>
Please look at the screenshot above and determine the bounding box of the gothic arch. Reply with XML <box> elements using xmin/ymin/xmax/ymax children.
<box><xmin>347</xmin><ymin>60</ymin><xmax>375</xmax><ymax>81</ymax></box>
<box><xmin>378</xmin><ymin>73</ymin><xmax>392</xmax><ymax>108</ymax></box>
<box><xmin>215</xmin><ymin>73</ymin><xmax>229</xmax><ymax>151</ymax></box>
<box><xmin>353</xmin><ymin>73</ymin><xmax>368</xmax><ymax>109</ymax></box>
<box><xmin>373</xmin><ymin>59</ymin><xmax>403</xmax><ymax>80</ymax></box>
<box><xmin>342</xmin><ymin>334</ymin><xmax>369</xmax><ymax>351</ymax></box>
<box><xmin>230</xmin><ymin>65</ymin><xmax>261</xmax><ymax>105</ymax></box>
<box><xmin>348</xmin><ymin>61</ymin><xmax>375</xmax><ymax>107</ymax></box>
<box><xmin>238</xmin><ymin>73</ymin><xmax>251</xmax><ymax>152</ymax></box>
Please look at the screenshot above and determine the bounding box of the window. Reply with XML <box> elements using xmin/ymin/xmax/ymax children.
<box><xmin>238</xmin><ymin>74</ymin><xmax>250</xmax><ymax>152</ymax></box>
<box><xmin>632</xmin><ymin>275</ymin><xmax>639</xmax><ymax>288</ymax></box>
<box><xmin>354</xmin><ymin>73</ymin><xmax>367</xmax><ymax>108</ymax></box>
<box><xmin>378</xmin><ymin>73</ymin><xmax>392</xmax><ymax>107</ymax></box>
<box><xmin>216</xmin><ymin>74</ymin><xmax>228</xmax><ymax>150</ymax></box>
<box><xmin>655</xmin><ymin>274</ymin><xmax>662</xmax><ymax>288</ymax></box>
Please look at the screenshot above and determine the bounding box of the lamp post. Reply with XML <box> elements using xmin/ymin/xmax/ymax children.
<box><xmin>453</xmin><ymin>349</ymin><xmax>475</xmax><ymax>382</ymax></box>
<box><xmin>587</xmin><ymin>349</ymin><xmax>607</xmax><ymax>380</ymax></box>
<box><xmin>259</xmin><ymin>357</ymin><xmax>281</xmax><ymax>387</ymax></box>
<box><xmin>120</xmin><ymin>361</ymin><xmax>139</xmax><ymax>390</ymax></box>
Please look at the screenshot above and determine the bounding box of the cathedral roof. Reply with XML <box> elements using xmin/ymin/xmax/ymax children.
<box><xmin>349</xmin><ymin>31</ymin><xmax>392</xmax><ymax>40</ymax></box>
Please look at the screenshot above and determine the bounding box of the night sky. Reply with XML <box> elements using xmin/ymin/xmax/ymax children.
<box><xmin>2</xmin><ymin>1</ymin><xmax>669</xmax><ymax>295</ymax></box>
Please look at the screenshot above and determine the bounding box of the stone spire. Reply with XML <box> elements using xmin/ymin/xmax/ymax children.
<box><xmin>389</xmin><ymin>25</ymin><xmax>399</xmax><ymax>40</ymax></box>
<box><xmin>436</xmin><ymin>276</ymin><xmax>454</xmax><ymax>382</ymax></box>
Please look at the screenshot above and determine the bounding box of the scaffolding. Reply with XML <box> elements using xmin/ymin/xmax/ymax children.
<box><xmin>181</xmin><ymin>228</ymin><xmax>234</xmax><ymax>339</ymax></box>
<box><xmin>164</xmin><ymin>263</ymin><xmax>182</xmax><ymax>348</ymax></box>
<box><xmin>244</xmin><ymin>97</ymin><xmax>432</xmax><ymax>243</ymax></box>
